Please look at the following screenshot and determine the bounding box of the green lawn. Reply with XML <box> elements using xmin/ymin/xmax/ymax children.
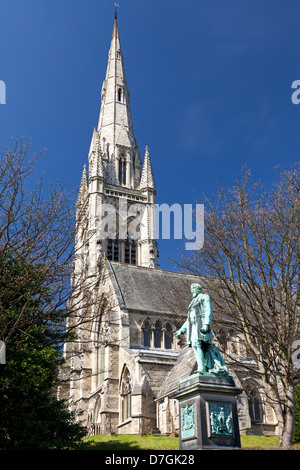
<box><xmin>241</xmin><ymin>435</ymin><xmax>279</xmax><ymax>449</ymax></box>
<box><xmin>82</xmin><ymin>434</ymin><xmax>300</xmax><ymax>450</ymax></box>
<box><xmin>83</xmin><ymin>434</ymin><xmax>179</xmax><ymax>450</ymax></box>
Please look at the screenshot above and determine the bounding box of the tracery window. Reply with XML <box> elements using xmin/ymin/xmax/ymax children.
<box><xmin>142</xmin><ymin>319</ymin><xmax>176</xmax><ymax>350</ymax></box>
<box><xmin>107</xmin><ymin>238</ymin><xmax>137</xmax><ymax>265</ymax></box>
<box><xmin>164</xmin><ymin>323</ymin><xmax>173</xmax><ymax>349</ymax></box>
<box><xmin>245</xmin><ymin>381</ymin><xmax>263</xmax><ymax>424</ymax></box>
<box><xmin>107</xmin><ymin>238</ymin><xmax>119</xmax><ymax>262</ymax></box>
<box><xmin>143</xmin><ymin>320</ymin><xmax>151</xmax><ymax>347</ymax></box>
<box><xmin>125</xmin><ymin>238</ymin><xmax>136</xmax><ymax>265</ymax></box>
<box><xmin>154</xmin><ymin>320</ymin><xmax>162</xmax><ymax>348</ymax></box>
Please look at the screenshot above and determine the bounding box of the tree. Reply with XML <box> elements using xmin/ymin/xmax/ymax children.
<box><xmin>174</xmin><ymin>165</ymin><xmax>300</xmax><ymax>447</ymax></box>
<box><xmin>0</xmin><ymin>137</ymin><xmax>78</xmax><ymax>344</ymax></box>
<box><xmin>0</xmin><ymin>138</ymin><xmax>93</xmax><ymax>448</ymax></box>
<box><xmin>294</xmin><ymin>385</ymin><xmax>300</xmax><ymax>444</ymax></box>
<box><xmin>0</xmin><ymin>254</ymin><xmax>86</xmax><ymax>449</ymax></box>
<box><xmin>0</xmin><ymin>137</ymin><xmax>116</xmax><ymax>358</ymax></box>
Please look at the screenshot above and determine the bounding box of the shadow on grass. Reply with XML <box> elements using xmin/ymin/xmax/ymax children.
<box><xmin>82</xmin><ymin>439</ymin><xmax>141</xmax><ymax>451</ymax></box>
<box><xmin>82</xmin><ymin>434</ymin><xmax>180</xmax><ymax>451</ymax></box>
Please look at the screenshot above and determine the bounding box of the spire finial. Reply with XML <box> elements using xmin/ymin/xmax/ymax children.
<box><xmin>112</xmin><ymin>3</ymin><xmax>120</xmax><ymax>38</ymax></box>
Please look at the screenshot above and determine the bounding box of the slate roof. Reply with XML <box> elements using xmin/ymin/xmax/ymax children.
<box><xmin>109</xmin><ymin>262</ymin><xmax>207</xmax><ymax>315</ymax></box>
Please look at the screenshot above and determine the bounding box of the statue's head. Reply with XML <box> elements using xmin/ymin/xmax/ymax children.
<box><xmin>190</xmin><ymin>283</ymin><xmax>202</xmax><ymax>296</ymax></box>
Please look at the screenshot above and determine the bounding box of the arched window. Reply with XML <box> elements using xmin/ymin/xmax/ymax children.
<box><xmin>154</xmin><ymin>321</ymin><xmax>162</xmax><ymax>348</ymax></box>
<box><xmin>119</xmin><ymin>155</ymin><xmax>126</xmax><ymax>185</ymax></box>
<box><xmin>217</xmin><ymin>329</ymin><xmax>228</xmax><ymax>352</ymax></box>
<box><xmin>164</xmin><ymin>323</ymin><xmax>173</xmax><ymax>349</ymax></box>
<box><xmin>244</xmin><ymin>381</ymin><xmax>263</xmax><ymax>424</ymax></box>
<box><xmin>107</xmin><ymin>239</ymin><xmax>119</xmax><ymax>262</ymax></box>
<box><xmin>120</xmin><ymin>367</ymin><xmax>131</xmax><ymax>422</ymax></box>
<box><xmin>125</xmin><ymin>238</ymin><xmax>137</xmax><ymax>265</ymax></box>
<box><xmin>118</xmin><ymin>88</ymin><xmax>122</xmax><ymax>102</ymax></box>
<box><xmin>143</xmin><ymin>320</ymin><xmax>151</xmax><ymax>347</ymax></box>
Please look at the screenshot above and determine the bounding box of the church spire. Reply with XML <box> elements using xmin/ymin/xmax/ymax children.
<box><xmin>96</xmin><ymin>11</ymin><xmax>141</xmax><ymax>188</ymax></box>
<box><xmin>77</xmin><ymin>11</ymin><xmax>158</xmax><ymax>269</ymax></box>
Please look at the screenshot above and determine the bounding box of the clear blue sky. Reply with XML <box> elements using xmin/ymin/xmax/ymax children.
<box><xmin>1</xmin><ymin>0</ymin><xmax>300</xmax><ymax>269</ymax></box>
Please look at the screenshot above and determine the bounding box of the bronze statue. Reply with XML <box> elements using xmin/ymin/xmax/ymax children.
<box><xmin>174</xmin><ymin>283</ymin><xmax>229</xmax><ymax>376</ymax></box>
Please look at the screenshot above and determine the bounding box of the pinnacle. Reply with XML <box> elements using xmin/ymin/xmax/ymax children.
<box><xmin>140</xmin><ymin>146</ymin><xmax>155</xmax><ymax>190</ymax></box>
<box><xmin>76</xmin><ymin>164</ymin><xmax>88</xmax><ymax>207</ymax></box>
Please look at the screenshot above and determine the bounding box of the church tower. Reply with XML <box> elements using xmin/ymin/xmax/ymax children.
<box><xmin>60</xmin><ymin>11</ymin><xmax>271</xmax><ymax>438</ymax></box>
<box><xmin>61</xmin><ymin>10</ymin><xmax>193</xmax><ymax>436</ymax></box>
<box><xmin>75</xmin><ymin>11</ymin><xmax>159</xmax><ymax>278</ymax></box>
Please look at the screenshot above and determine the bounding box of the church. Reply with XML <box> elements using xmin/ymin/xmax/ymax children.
<box><xmin>59</xmin><ymin>12</ymin><xmax>279</xmax><ymax>437</ymax></box>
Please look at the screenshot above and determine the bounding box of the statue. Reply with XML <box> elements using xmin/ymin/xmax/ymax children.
<box><xmin>174</xmin><ymin>283</ymin><xmax>229</xmax><ymax>376</ymax></box>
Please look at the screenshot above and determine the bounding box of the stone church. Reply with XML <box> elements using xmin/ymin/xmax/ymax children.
<box><xmin>59</xmin><ymin>13</ymin><xmax>278</xmax><ymax>437</ymax></box>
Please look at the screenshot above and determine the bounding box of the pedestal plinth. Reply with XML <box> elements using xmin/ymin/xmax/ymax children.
<box><xmin>174</xmin><ymin>373</ymin><xmax>242</xmax><ymax>450</ymax></box>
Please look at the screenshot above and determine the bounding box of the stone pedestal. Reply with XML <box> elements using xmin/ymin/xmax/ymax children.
<box><xmin>174</xmin><ymin>373</ymin><xmax>242</xmax><ymax>450</ymax></box>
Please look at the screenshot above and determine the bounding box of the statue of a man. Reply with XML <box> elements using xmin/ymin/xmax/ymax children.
<box><xmin>174</xmin><ymin>283</ymin><xmax>229</xmax><ymax>376</ymax></box>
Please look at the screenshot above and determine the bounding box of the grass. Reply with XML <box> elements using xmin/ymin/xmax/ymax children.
<box><xmin>83</xmin><ymin>434</ymin><xmax>179</xmax><ymax>450</ymax></box>
<box><xmin>82</xmin><ymin>434</ymin><xmax>300</xmax><ymax>450</ymax></box>
<box><xmin>241</xmin><ymin>435</ymin><xmax>279</xmax><ymax>449</ymax></box>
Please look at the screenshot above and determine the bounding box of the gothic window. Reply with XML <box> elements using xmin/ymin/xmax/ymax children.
<box><xmin>120</xmin><ymin>367</ymin><xmax>131</xmax><ymax>422</ymax></box>
<box><xmin>107</xmin><ymin>237</ymin><xmax>137</xmax><ymax>265</ymax></box>
<box><xmin>154</xmin><ymin>320</ymin><xmax>162</xmax><ymax>348</ymax></box>
<box><xmin>164</xmin><ymin>323</ymin><xmax>173</xmax><ymax>349</ymax></box>
<box><xmin>107</xmin><ymin>239</ymin><xmax>119</xmax><ymax>262</ymax></box>
<box><xmin>143</xmin><ymin>320</ymin><xmax>151</xmax><ymax>347</ymax></box>
<box><xmin>118</xmin><ymin>155</ymin><xmax>126</xmax><ymax>185</ymax></box>
<box><xmin>245</xmin><ymin>381</ymin><xmax>263</xmax><ymax>424</ymax></box>
<box><xmin>217</xmin><ymin>329</ymin><xmax>228</xmax><ymax>352</ymax></box>
<box><xmin>118</xmin><ymin>87</ymin><xmax>122</xmax><ymax>102</ymax></box>
<box><xmin>125</xmin><ymin>238</ymin><xmax>137</xmax><ymax>265</ymax></box>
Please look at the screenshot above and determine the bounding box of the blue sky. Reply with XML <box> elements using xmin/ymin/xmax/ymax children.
<box><xmin>1</xmin><ymin>0</ymin><xmax>300</xmax><ymax>270</ymax></box>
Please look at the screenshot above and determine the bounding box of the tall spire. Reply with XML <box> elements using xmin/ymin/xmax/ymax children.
<box><xmin>76</xmin><ymin>10</ymin><xmax>158</xmax><ymax>270</ymax></box>
<box><xmin>96</xmin><ymin>10</ymin><xmax>141</xmax><ymax>188</ymax></box>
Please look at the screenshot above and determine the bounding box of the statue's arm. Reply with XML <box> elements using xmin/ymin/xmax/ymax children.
<box><xmin>174</xmin><ymin>320</ymin><xmax>188</xmax><ymax>337</ymax></box>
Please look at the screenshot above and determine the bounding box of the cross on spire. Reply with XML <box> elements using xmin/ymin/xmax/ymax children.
<box><xmin>114</xmin><ymin>3</ymin><xmax>119</xmax><ymax>18</ymax></box>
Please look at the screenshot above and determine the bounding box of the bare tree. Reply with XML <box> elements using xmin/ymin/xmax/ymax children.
<box><xmin>0</xmin><ymin>137</ymin><xmax>119</xmax><ymax>350</ymax></box>
<box><xmin>0</xmin><ymin>137</ymin><xmax>87</xmax><ymax>345</ymax></box>
<box><xmin>173</xmin><ymin>165</ymin><xmax>300</xmax><ymax>447</ymax></box>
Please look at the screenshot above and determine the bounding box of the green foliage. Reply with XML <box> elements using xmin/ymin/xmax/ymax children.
<box><xmin>0</xmin><ymin>253</ymin><xmax>86</xmax><ymax>450</ymax></box>
<box><xmin>294</xmin><ymin>385</ymin><xmax>300</xmax><ymax>444</ymax></box>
